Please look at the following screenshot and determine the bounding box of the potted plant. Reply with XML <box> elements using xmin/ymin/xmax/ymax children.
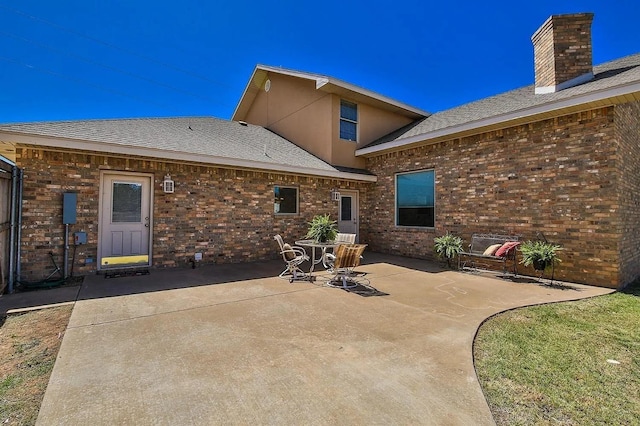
<box><xmin>434</xmin><ymin>232</ymin><xmax>463</xmax><ymax>268</ymax></box>
<box><xmin>519</xmin><ymin>240</ymin><xmax>563</xmax><ymax>271</ymax></box>
<box><xmin>305</xmin><ymin>214</ymin><xmax>338</xmax><ymax>243</ymax></box>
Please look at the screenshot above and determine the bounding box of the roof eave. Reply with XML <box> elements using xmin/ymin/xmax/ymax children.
<box><xmin>237</xmin><ymin>64</ymin><xmax>429</xmax><ymax>119</ymax></box>
<box><xmin>356</xmin><ymin>81</ymin><xmax>640</xmax><ymax>156</ymax></box>
<box><xmin>315</xmin><ymin>79</ymin><xmax>429</xmax><ymax>117</ymax></box>
<box><xmin>231</xmin><ymin>66</ymin><xmax>268</xmax><ymax>121</ymax></box>
<box><xmin>0</xmin><ymin>132</ymin><xmax>377</xmax><ymax>182</ymax></box>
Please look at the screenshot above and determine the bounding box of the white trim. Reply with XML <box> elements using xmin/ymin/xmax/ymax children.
<box><xmin>534</xmin><ymin>86</ymin><xmax>558</xmax><ymax>95</ymax></box>
<box><xmin>534</xmin><ymin>72</ymin><xmax>594</xmax><ymax>94</ymax></box>
<box><xmin>0</xmin><ymin>133</ymin><xmax>377</xmax><ymax>182</ymax></box>
<box><xmin>0</xmin><ymin>154</ymin><xmax>16</xmax><ymax>167</ymax></box>
<box><xmin>231</xmin><ymin>67</ymin><xmax>267</xmax><ymax>119</ymax></box>
<box><xmin>315</xmin><ymin>77</ymin><xmax>330</xmax><ymax>88</ymax></box>
<box><xmin>339</xmin><ymin>99</ymin><xmax>358</xmax><ymax>142</ymax></box>
<box><xmin>337</xmin><ymin>189</ymin><xmax>359</xmax><ymax>238</ymax></box>
<box><xmin>357</xmin><ymin>80</ymin><xmax>640</xmax><ymax>156</ymax></box>
<box><xmin>253</xmin><ymin>65</ymin><xmax>429</xmax><ymax>117</ymax></box>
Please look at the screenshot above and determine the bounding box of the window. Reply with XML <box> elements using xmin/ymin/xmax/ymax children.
<box><xmin>112</xmin><ymin>182</ymin><xmax>142</xmax><ymax>222</ymax></box>
<box><xmin>274</xmin><ymin>186</ymin><xmax>298</xmax><ymax>214</ymax></box>
<box><xmin>340</xmin><ymin>100</ymin><xmax>358</xmax><ymax>141</ymax></box>
<box><xmin>396</xmin><ymin>170</ymin><xmax>435</xmax><ymax>227</ymax></box>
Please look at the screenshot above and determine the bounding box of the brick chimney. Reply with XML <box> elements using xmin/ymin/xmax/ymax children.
<box><xmin>531</xmin><ymin>13</ymin><xmax>594</xmax><ymax>94</ymax></box>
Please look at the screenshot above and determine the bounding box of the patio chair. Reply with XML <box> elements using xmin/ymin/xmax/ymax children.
<box><xmin>274</xmin><ymin>234</ymin><xmax>310</xmax><ymax>282</ymax></box>
<box><xmin>322</xmin><ymin>233</ymin><xmax>357</xmax><ymax>270</ymax></box>
<box><xmin>327</xmin><ymin>243</ymin><xmax>367</xmax><ymax>289</ymax></box>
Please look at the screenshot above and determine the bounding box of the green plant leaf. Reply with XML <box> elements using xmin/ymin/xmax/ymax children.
<box><xmin>305</xmin><ymin>214</ymin><xmax>338</xmax><ymax>242</ymax></box>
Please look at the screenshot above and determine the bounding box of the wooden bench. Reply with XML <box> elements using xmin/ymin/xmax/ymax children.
<box><xmin>458</xmin><ymin>233</ymin><xmax>520</xmax><ymax>275</ymax></box>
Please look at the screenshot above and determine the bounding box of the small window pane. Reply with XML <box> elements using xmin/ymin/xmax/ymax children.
<box><xmin>340</xmin><ymin>196</ymin><xmax>352</xmax><ymax>221</ymax></box>
<box><xmin>340</xmin><ymin>121</ymin><xmax>357</xmax><ymax>141</ymax></box>
<box><xmin>340</xmin><ymin>100</ymin><xmax>357</xmax><ymax>141</ymax></box>
<box><xmin>112</xmin><ymin>182</ymin><xmax>142</xmax><ymax>222</ymax></box>
<box><xmin>396</xmin><ymin>170</ymin><xmax>435</xmax><ymax>227</ymax></box>
<box><xmin>340</xmin><ymin>101</ymin><xmax>357</xmax><ymax>121</ymax></box>
<box><xmin>274</xmin><ymin>186</ymin><xmax>298</xmax><ymax>214</ymax></box>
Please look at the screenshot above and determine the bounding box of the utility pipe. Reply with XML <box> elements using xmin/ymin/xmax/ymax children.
<box><xmin>15</xmin><ymin>169</ymin><xmax>23</xmax><ymax>285</ymax></box>
<box><xmin>8</xmin><ymin>166</ymin><xmax>18</xmax><ymax>293</ymax></box>
<box><xmin>63</xmin><ymin>223</ymin><xmax>69</xmax><ymax>279</ymax></box>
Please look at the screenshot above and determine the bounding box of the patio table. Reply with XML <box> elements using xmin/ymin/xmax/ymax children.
<box><xmin>295</xmin><ymin>240</ymin><xmax>339</xmax><ymax>275</ymax></box>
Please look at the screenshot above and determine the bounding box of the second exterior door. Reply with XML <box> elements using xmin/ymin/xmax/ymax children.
<box><xmin>99</xmin><ymin>172</ymin><xmax>152</xmax><ymax>269</ymax></box>
<box><xmin>337</xmin><ymin>190</ymin><xmax>358</xmax><ymax>239</ymax></box>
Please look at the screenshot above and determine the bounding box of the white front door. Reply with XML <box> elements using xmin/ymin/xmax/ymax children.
<box><xmin>99</xmin><ymin>172</ymin><xmax>152</xmax><ymax>269</ymax></box>
<box><xmin>337</xmin><ymin>190</ymin><xmax>358</xmax><ymax>239</ymax></box>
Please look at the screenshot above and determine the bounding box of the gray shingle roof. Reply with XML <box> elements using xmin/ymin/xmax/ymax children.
<box><xmin>0</xmin><ymin>116</ymin><xmax>347</xmax><ymax>175</ymax></box>
<box><xmin>364</xmin><ymin>53</ymin><xmax>640</xmax><ymax>148</ymax></box>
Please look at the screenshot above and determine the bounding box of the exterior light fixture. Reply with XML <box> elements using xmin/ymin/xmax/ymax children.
<box><xmin>162</xmin><ymin>174</ymin><xmax>175</xmax><ymax>193</ymax></box>
<box><xmin>331</xmin><ymin>189</ymin><xmax>341</xmax><ymax>201</ymax></box>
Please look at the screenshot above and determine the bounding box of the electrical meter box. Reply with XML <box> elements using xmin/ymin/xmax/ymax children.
<box><xmin>74</xmin><ymin>232</ymin><xmax>87</xmax><ymax>245</ymax></box>
<box><xmin>63</xmin><ymin>193</ymin><xmax>77</xmax><ymax>224</ymax></box>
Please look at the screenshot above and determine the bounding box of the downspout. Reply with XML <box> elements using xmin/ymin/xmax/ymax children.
<box><xmin>15</xmin><ymin>168</ymin><xmax>23</xmax><ymax>285</ymax></box>
<box><xmin>7</xmin><ymin>166</ymin><xmax>19</xmax><ymax>293</ymax></box>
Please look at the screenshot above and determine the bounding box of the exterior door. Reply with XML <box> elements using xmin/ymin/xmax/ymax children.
<box><xmin>337</xmin><ymin>190</ymin><xmax>358</xmax><ymax>238</ymax></box>
<box><xmin>99</xmin><ymin>172</ymin><xmax>152</xmax><ymax>269</ymax></box>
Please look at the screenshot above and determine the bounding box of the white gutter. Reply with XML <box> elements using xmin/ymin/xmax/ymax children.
<box><xmin>356</xmin><ymin>80</ymin><xmax>640</xmax><ymax>156</ymax></box>
<box><xmin>0</xmin><ymin>133</ymin><xmax>377</xmax><ymax>182</ymax></box>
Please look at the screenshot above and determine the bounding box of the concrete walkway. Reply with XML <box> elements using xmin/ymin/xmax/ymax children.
<box><xmin>6</xmin><ymin>254</ymin><xmax>611</xmax><ymax>425</ymax></box>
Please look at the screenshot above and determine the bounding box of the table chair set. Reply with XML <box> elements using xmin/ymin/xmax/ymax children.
<box><xmin>273</xmin><ymin>233</ymin><xmax>368</xmax><ymax>289</ymax></box>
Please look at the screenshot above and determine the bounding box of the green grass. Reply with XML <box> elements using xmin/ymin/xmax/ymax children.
<box><xmin>474</xmin><ymin>283</ymin><xmax>640</xmax><ymax>425</ymax></box>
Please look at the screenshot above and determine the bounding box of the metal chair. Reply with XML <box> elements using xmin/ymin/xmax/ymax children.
<box><xmin>327</xmin><ymin>244</ymin><xmax>367</xmax><ymax>289</ymax></box>
<box><xmin>274</xmin><ymin>235</ymin><xmax>309</xmax><ymax>282</ymax></box>
<box><xmin>323</xmin><ymin>233</ymin><xmax>356</xmax><ymax>270</ymax></box>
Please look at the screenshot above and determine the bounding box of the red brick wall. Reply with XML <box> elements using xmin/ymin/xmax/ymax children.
<box><xmin>365</xmin><ymin>107</ymin><xmax>622</xmax><ymax>287</ymax></box>
<box><xmin>16</xmin><ymin>148</ymin><xmax>368</xmax><ymax>280</ymax></box>
<box><xmin>615</xmin><ymin>100</ymin><xmax>640</xmax><ymax>287</ymax></box>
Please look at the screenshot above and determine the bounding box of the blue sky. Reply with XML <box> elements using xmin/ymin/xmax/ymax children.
<box><xmin>0</xmin><ymin>1</ymin><xmax>638</xmax><ymax>124</ymax></box>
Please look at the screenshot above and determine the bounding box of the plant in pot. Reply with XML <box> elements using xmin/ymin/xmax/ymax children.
<box><xmin>434</xmin><ymin>232</ymin><xmax>463</xmax><ymax>268</ymax></box>
<box><xmin>519</xmin><ymin>240</ymin><xmax>562</xmax><ymax>272</ymax></box>
<box><xmin>305</xmin><ymin>214</ymin><xmax>338</xmax><ymax>243</ymax></box>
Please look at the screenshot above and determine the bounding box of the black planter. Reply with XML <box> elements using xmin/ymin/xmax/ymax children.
<box><xmin>533</xmin><ymin>259</ymin><xmax>548</xmax><ymax>271</ymax></box>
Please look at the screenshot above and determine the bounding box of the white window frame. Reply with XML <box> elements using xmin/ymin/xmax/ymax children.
<box><xmin>395</xmin><ymin>169</ymin><xmax>436</xmax><ymax>228</ymax></box>
<box><xmin>339</xmin><ymin>100</ymin><xmax>358</xmax><ymax>142</ymax></box>
<box><xmin>274</xmin><ymin>185</ymin><xmax>299</xmax><ymax>215</ymax></box>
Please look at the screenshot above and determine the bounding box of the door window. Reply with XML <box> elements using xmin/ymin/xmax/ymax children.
<box><xmin>340</xmin><ymin>196</ymin><xmax>352</xmax><ymax>221</ymax></box>
<box><xmin>112</xmin><ymin>182</ymin><xmax>142</xmax><ymax>222</ymax></box>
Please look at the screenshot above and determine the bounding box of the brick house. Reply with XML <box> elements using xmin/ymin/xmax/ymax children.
<box><xmin>0</xmin><ymin>12</ymin><xmax>638</xmax><ymax>289</ymax></box>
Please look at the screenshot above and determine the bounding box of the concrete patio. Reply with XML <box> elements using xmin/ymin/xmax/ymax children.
<box><xmin>2</xmin><ymin>253</ymin><xmax>613</xmax><ymax>425</ymax></box>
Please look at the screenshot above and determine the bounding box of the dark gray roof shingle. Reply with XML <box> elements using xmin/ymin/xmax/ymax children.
<box><xmin>365</xmin><ymin>53</ymin><xmax>640</xmax><ymax>148</ymax></box>
<box><xmin>0</xmin><ymin>116</ymin><xmax>341</xmax><ymax>173</ymax></box>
